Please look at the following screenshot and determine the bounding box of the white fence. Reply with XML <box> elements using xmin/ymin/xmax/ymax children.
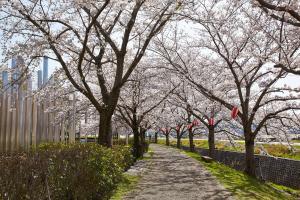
<box><xmin>0</xmin><ymin>57</ymin><xmax>76</xmax><ymax>152</ymax></box>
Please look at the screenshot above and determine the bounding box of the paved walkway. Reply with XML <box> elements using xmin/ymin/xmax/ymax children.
<box><xmin>124</xmin><ymin>144</ymin><xmax>233</xmax><ymax>200</ymax></box>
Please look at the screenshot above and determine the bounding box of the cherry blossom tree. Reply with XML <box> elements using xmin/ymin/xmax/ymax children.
<box><xmin>164</xmin><ymin>103</ymin><xmax>189</xmax><ymax>149</ymax></box>
<box><xmin>173</xmin><ymin>122</ymin><xmax>186</xmax><ymax>149</ymax></box>
<box><xmin>253</xmin><ymin>0</ymin><xmax>300</xmax><ymax>75</ymax></box>
<box><xmin>155</xmin><ymin>103</ymin><xmax>178</xmax><ymax>146</ymax></box>
<box><xmin>159</xmin><ymin>127</ymin><xmax>171</xmax><ymax>146</ymax></box>
<box><xmin>115</xmin><ymin>65</ymin><xmax>176</xmax><ymax>158</ymax></box>
<box><xmin>154</xmin><ymin>0</ymin><xmax>300</xmax><ymax>176</ymax></box>
<box><xmin>188</xmin><ymin>102</ymin><xmax>223</xmax><ymax>158</ymax></box>
<box><xmin>254</xmin><ymin>0</ymin><xmax>300</xmax><ymax>28</ymax></box>
<box><xmin>170</xmin><ymin>82</ymin><xmax>227</xmax><ymax>156</ymax></box>
<box><xmin>0</xmin><ymin>0</ymin><xmax>185</xmax><ymax>147</ymax></box>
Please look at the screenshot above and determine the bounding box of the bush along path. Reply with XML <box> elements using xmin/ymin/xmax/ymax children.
<box><xmin>122</xmin><ymin>144</ymin><xmax>233</xmax><ymax>200</ymax></box>
<box><xmin>0</xmin><ymin>143</ymin><xmax>134</xmax><ymax>200</ymax></box>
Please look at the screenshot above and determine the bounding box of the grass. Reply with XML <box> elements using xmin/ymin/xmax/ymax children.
<box><xmin>158</xmin><ymin>139</ymin><xmax>300</xmax><ymax>160</ymax></box>
<box><xmin>110</xmin><ymin>147</ymin><xmax>154</xmax><ymax>200</ymax></box>
<box><xmin>110</xmin><ymin>174</ymin><xmax>140</xmax><ymax>200</ymax></box>
<box><xmin>110</xmin><ymin>146</ymin><xmax>152</xmax><ymax>199</ymax></box>
<box><xmin>137</xmin><ymin>147</ymin><xmax>154</xmax><ymax>160</ymax></box>
<box><xmin>183</xmin><ymin>150</ymin><xmax>300</xmax><ymax>200</ymax></box>
<box><xmin>148</xmin><ymin>148</ymin><xmax>154</xmax><ymax>158</ymax></box>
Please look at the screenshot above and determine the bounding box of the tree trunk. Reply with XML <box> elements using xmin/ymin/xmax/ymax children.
<box><xmin>140</xmin><ymin>128</ymin><xmax>147</xmax><ymax>155</ymax></box>
<box><xmin>140</xmin><ymin>129</ymin><xmax>145</xmax><ymax>144</ymax></box>
<box><xmin>166</xmin><ymin>133</ymin><xmax>170</xmax><ymax>146</ymax></box>
<box><xmin>176</xmin><ymin>132</ymin><xmax>181</xmax><ymax>149</ymax></box>
<box><xmin>208</xmin><ymin>126</ymin><xmax>215</xmax><ymax>158</ymax></box>
<box><xmin>245</xmin><ymin>137</ymin><xmax>256</xmax><ymax>176</ymax></box>
<box><xmin>98</xmin><ymin>111</ymin><xmax>112</xmax><ymax>147</ymax></box>
<box><xmin>154</xmin><ymin>132</ymin><xmax>158</xmax><ymax>143</ymax></box>
<box><xmin>133</xmin><ymin>126</ymin><xmax>142</xmax><ymax>158</ymax></box>
<box><xmin>188</xmin><ymin>129</ymin><xmax>194</xmax><ymax>152</ymax></box>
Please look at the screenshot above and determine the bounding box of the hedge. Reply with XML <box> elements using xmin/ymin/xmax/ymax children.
<box><xmin>0</xmin><ymin>143</ymin><xmax>134</xmax><ymax>200</ymax></box>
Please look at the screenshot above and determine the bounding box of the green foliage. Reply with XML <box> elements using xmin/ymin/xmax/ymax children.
<box><xmin>261</xmin><ymin>144</ymin><xmax>300</xmax><ymax>160</ymax></box>
<box><xmin>112</xmin><ymin>145</ymin><xmax>135</xmax><ymax>170</ymax></box>
<box><xmin>0</xmin><ymin>143</ymin><xmax>134</xmax><ymax>200</ymax></box>
<box><xmin>184</xmin><ymin>150</ymin><xmax>300</xmax><ymax>200</ymax></box>
<box><xmin>110</xmin><ymin>174</ymin><xmax>140</xmax><ymax>200</ymax></box>
<box><xmin>112</xmin><ymin>138</ymin><xmax>135</xmax><ymax>146</ymax></box>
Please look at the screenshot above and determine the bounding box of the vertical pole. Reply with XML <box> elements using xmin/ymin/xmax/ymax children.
<box><xmin>10</xmin><ymin>78</ymin><xmax>18</xmax><ymax>151</ymax></box>
<box><xmin>0</xmin><ymin>71</ymin><xmax>9</xmax><ymax>152</ymax></box>
<box><xmin>45</xmin><ymin>100</ymin><xmax>49</xmax><ymax>142</ymax></box>
<box><xmin>5</xmin><ymin>94</ymin><xmax>12</xmax><ymax>152</ymax></box>
<box><xmin>54</xmin><ymin>97</ymin><xmax>61</xmax><ymax>143</ymax></box>
<box><xmin>69</xmin><ymin>93</ymin><xmax>76</xmax><ymax>143</ymax></box>
<box><xmin>14</xmin><ymin>92</ymin><xmax>19</xmax><ymax>151</ymax></box>
<box><xmin>16</xmin><ymin>92</ymin><xmax>21</xmax><ymax>151</ymax></box>
<box><xmin>48</xmin><ymin>94</ymin><xmax>53</xmax><ymax>142</ymax></box>
<box><xmin>5</xmin><ymin>95</ymin><xmax>12</xmax><ymax>152</ymax></box>
<box><xmin>31</xmin><ymin>98</ymin><xmax>37</xmax><ymax>148</ymax></box>
<box><xmin>24</xmin><ymin>78</ymin><xmax>32</xmax><ymax>150</ymax></box>
<box><xmin>20</xmin><ymin>96</ymin><xmax>27</xmax><ymax>149</ymax></box>
<box><xmin>39</xmin><ymin>101</ymin><xmax>45</xmax><ymax>144</ymax></box>
<box><xmin>0</xmin><ymin>93</ymin><xmax>7</xmax><ymax>152</ymax></box>
<box><xmin>23</xmin><ymin>97</ymin><xmax>29</xmax><ymax>150</ymax></box>
<box><xmin>36</xmin><ymin>102</ymin><xmax>41</xmax><ymax>145</ymax></box>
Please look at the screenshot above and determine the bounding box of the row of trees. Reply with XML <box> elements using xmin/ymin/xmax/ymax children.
<box><xmin>1</xmin><ymin>0</ymin><xmax>300</xmax><ymax>176</ymax></box>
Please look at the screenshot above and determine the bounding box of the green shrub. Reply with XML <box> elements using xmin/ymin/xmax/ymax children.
<box><xmin>0</xmin><ymin>143</ymin><xmax>134</xmax><ymax>200</ymax></box>
<box><xmin>112</xmin><ymin>138</ymin><xmax>135</xmax><ymax>146</ymax></box>
<box><xmin>112</xmin><ymin>145</ymin><xmax>134</xmax><ymax>170</ymax></box>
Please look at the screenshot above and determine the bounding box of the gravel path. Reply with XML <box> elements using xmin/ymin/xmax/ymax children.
<box><xmin>124</xmin><ymin>144</ymin><xmax>233</xmax><ymax>200</ymax></box>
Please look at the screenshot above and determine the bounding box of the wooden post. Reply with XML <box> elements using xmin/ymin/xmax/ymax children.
<box><xmin>69</xmin><ymin>93</ymin><xmax>76</xmax><ymax>143</ymax></box>
<box><xmin>20</xmin><ymin>96</ymin><xmax>27</xmax><ymax>149</ymax></box>
<box><xmin>24</xmin><ymin>96</ymin><xmax>32</xmax><ymax>150</ymax></box>
<box><xmin>49</xmin><ymin>96</ymin><xmax>55</xmax><ymax>143</ymax></box>
<box><xmin>53</xmin><ymin>98</ymin><xmax>60</xmax><ymax>143</ymax></box>
<box><xmin>40</xmin><ymin>102</ymin><xmax>46</xmax><ymax>142</ymax></box>
<box><xmin>19</xmin><ymin>91</ymin><xmax>26</xmax><ymax>149</ymax></box>
<box><xmin>0</xmin><ymin>93</ymin><xmax>8</xmax><ymax>152</ymax></box>
<box><xmin>31</xmin><ymin>98</ymin><xmax>38</xmax><ymax>148</ymax></box>
<box><xmin>11</xmin><ymin>91</ymin><xmax>19</xmax><ymax>151</ymax></box>
<box><xmin>5</xmin><ymin>95</ymin><xmax>12</xmax><ymax>152</ymax></box>
<box><xmin>44</xmin><ymin>98</ymin><xmax>49</xmax><ymax>142</ymax></box>
<box><xmin>11</xmin><ymin>109</ymin><xmax>17</xmax><ymax>151</ymax></box>
<box><xmin>16</xmin><ymin>92</ymin><xmax>22</xmax><ymax>151</ymax></box>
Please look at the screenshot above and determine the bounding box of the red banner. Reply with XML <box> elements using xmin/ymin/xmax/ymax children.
<box><xmin>192</xmin><ymin>119</ymin><xmax>199</xmax><ymax>126</ymax></box>
<box><xmin>231</xmin><ymin>107</ymin><xmax>239</xmax><ymax>119</ymax></box>
<box><xmin>209</xmin><ymin>118</ymin><xmax>214</xmax><ymax>126</ymax></box>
